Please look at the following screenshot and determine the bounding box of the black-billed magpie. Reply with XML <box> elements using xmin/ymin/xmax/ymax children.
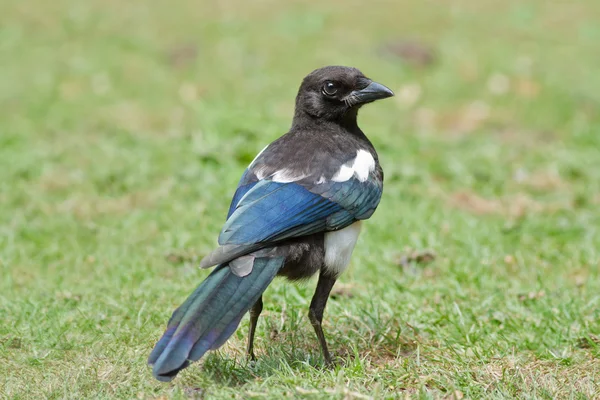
<box><xmin>148</xmin><ymin>66</ymin><xmax>393</xmax><ymax>381</ymax></box>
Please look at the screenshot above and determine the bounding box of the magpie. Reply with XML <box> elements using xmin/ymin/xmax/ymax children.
<box><xmin>148</xmin><ymin>66</ymin><xmax>393</xmax><ymax>382</ymax></box>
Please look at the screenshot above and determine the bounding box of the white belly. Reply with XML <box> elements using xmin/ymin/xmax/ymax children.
<box><xmin>323</xmin><ymin>222</ymin><xmax>362</xmax><ymax>276</ymax></box>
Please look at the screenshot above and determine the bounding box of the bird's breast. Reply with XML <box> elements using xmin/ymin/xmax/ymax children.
<box><xmin>323</xmin><ymin>221</ymin><xmax>362</xmax><ymax>277</ymax></box>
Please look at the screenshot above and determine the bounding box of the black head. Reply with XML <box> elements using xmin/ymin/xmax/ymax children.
<box><xmin>293</xmin><ymin>66</ymin><xmax>394</xmax><ymax>125</ymax></box>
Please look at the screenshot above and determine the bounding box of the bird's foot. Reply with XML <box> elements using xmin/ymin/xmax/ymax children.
<box><xmin>322</xmin><ymin>352</ymin><xmax>336</xmax><ymax>368</ymax></box>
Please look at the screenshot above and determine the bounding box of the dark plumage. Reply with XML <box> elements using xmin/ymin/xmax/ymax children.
<box><xmin>148</xmin><ymin>66</ymin><xmax>393</xmax><ymax>381</ymax></box>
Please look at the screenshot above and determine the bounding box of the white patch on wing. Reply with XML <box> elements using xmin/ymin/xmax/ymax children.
<box><xmin>353</xmin><ymin>150</ymin><xmax>376</xmax><ymax>181</ymax></box>
<box><xmin>331</xmin><ymin>149</ymin><xmax>375</xmax><ymax>183</ymax></box>
<box><xmin>271</xmin><ymin>168</ymin><xmax>306</xmax><ymax>183</ymax></box>
<box><xmin>255</xmin><ymin>167</ymin><xmax>266</xmax><ymax>180</ymax></box>
<box><xmin>323</xmin><ymin>221</ymin><xmax>362</xmax><ymax>276</ymax></box>
<box><xmin>332</xmin><ymin>165</ymin><xmax>354</xmax><ymax>182</ymax></box>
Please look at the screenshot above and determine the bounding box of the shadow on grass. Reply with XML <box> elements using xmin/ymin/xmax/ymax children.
<box><xmin>184</xmin><ymin>319</ymin><xmax>422</xmax><ymax>388</ymax></box>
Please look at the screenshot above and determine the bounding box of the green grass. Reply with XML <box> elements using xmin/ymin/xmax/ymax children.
<box><xmin>2</xmin><ymin>0</ymin><xmax>600</xmax><ymax>398</ymax></box>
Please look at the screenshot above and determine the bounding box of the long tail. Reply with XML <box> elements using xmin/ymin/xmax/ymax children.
<box><xmin>148</xmin><ymin>256</ymin><xmax>284</xmax><ymax>381</ymax></box>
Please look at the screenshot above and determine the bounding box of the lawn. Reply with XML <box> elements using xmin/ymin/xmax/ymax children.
<box><xmin>1</xmin><ymin>0</ymin><xmax>600</xmax><ymax>398</ymax></box>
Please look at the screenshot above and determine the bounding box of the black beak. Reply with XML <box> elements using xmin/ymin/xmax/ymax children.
<box><xmin>351</xmin><ymin>81</ymin><xmax>394</xmax><ymax>104</ymax></box>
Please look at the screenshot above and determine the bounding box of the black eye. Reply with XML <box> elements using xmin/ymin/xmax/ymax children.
<box><xmin>322</xmin><ymin>81</ymin><xmax>338</xmax><ymax>96</ymax></box>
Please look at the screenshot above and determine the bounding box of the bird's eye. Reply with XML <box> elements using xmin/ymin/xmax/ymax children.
<box><xmin>322</xmin><ymin>81</ymin><xmax>338</xmax><ymax>96</ymax></box>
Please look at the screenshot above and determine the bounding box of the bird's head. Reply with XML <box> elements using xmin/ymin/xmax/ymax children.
<box><xmin>294</xmin><ymin>66</ymin><xmax>394</xmax><ymax>125</ymax></box>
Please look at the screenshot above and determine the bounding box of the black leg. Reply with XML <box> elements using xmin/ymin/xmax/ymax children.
<box><xmin>308</xmin><ymin>271</ymin><xmax>337</xmax><ymax>366</ymax></box>
<box><xmin>247</xmin><ymin>296</ymin><xmax>263</xmax><ymax>361</ymax></box>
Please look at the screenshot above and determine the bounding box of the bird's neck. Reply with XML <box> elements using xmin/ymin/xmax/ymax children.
<box><xmin>291</xmin><ymin>108</ymin><xmax>363</xmax><ymax>136</ymax></box>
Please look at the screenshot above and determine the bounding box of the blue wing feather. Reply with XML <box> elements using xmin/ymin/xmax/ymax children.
<box><xmin>226</xmin><ymin>169</ymin><xmax>258</xmax><ymax>219</ymax></box>
<box><xmin>219</xmin><ymin>182</ymin><xmax>343</xmax><ymax>245</ymax></box>
<box><xmin>219</xmin><ymin>174</ymin><xmax>381</xmax><ymax>247</ymax></box>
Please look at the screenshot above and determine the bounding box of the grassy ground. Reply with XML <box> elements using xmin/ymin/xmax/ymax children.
<box><xmin>2</xmin><ymin>0</ymin><xmax>600</xmax><ymax>398</ymax></box>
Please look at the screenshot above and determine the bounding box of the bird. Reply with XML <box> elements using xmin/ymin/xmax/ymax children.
<box><xmin>148</xmin><ymin>65</ymin><xmax>394</xmax><ymax>382</ymax></box>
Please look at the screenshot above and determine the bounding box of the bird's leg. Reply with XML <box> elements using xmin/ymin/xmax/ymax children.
<box><xmin>247</xmin><ymin>296</ymin><xmax>263</xmax><ymax>361</ymax></box>
<box><xmin>308</xmin><ymin>271</ymin><xmax>337</xmax><ymax>366</ymax></box>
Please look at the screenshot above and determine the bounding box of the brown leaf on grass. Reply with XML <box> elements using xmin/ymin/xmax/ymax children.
<box><xmin>449</xmin><ymin>191</ymin><xmax>501</xmax><ymax>215</ymax></box>
<box><xmin>515</xmin><ymin>78</ymin><xmax>541</xmax><ymax>98</ymax></box>
<box><xmin>513</xmin><ymin>168</ymin><xmax>566</xmax><ymax>191</ymax></box>
<box><xmin>493</xmin><ymin>127</ymin><xmax>560</xmax><ymax>148</ymax></box>
<box><xmin>0</xmin><ymin>336</ymin><xmax>22</xmax><ymax>349</ymax></box>
<box><xmin>396</xmin><ymin>249</ymin><xmax>436</xmax><ymax>268</ymax></box>
<box><xmin>166</xmin><ymin>43</ymin><xmax>199</xmax><ymax>69</ymax></box>
<box><xmin>526</xmin><ymin>171</ymin><xmax>565</xmax><ymax>191</ymax></box>
<box><xmin>518</xmin><ymin>290</ymin><xmax>546</xmax><ymax>302</ymax></box>
<box><xmin>503</xmin><ymin>254</ymin><xmax>516</xmax><ymax>265</ymax></box>
<box><xmin>506</xmin><ymin>193</ymin><xmax>544</xmax><ymax>218</ymax></box>
<box><xmin>56</xmin><ymin>291</ymin><xmax>82</xmax><ymax>302</ymax></box>
<box><xmin>416</xmin><ymin>101</ymin><xmax>494</xmax><ymax>137</ymax></box>
<box><xmin>379</xmin><ymin>39</ymin><xmax>437</xmax><ymax>68</ymax></box>
<box><xmin>448</xmin><ymin>191</ymin><xmax>549</xmax><ymax>218</ymax></box>
<box><xmin>165</xmin><ymin>250</ymin><xmax>199</xmax><ymax>265</ymax></box>
<box><xmin>330</xmin><ymin>282</ymin><xmax>356</xmax><ymax>299</ymax></box>
<box><xmin>443</xmin><ymin>101</ymin><xmax>491</xmax><ymax>135</ymax></box>
<box><xmin>576</xmin><ymin>335</ymin><xmax>600</xmax><ymax>349</ymax></box>
<box><xmin>573</xmin><ymin>272</ymin><xmax>587</xmax><ymax>287</ymax></box>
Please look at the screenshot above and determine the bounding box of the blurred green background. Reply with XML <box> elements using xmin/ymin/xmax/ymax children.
<box><xmin>1</xmin><ymin>0</ymin><xmax>599</xmax><ymax>399</ymax></box>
